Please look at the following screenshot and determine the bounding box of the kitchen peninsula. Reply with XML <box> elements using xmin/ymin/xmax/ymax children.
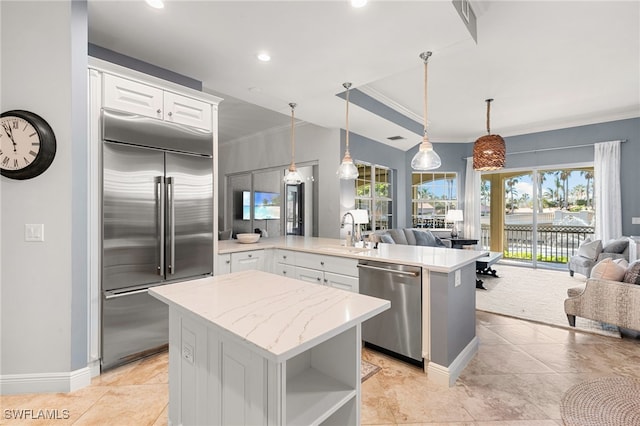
<box><xmin>150</xmin><ymin>270</ymin><xmax>389</xmax><ymax>426</ymax></box>
<box><xmin>218</xmin><ymin>235</ymin><xmax>485</xmax><ymax>387</ymax></box>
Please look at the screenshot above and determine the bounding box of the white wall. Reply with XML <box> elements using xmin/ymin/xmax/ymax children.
<box><xmin>219</xmin><ymin>123</ymin><xmax>342</xmax><ymax>238</ymax></box>
<box><xmin>1</xmin><ymin>0</ymin><xmax>88</xmax><ymax>391</ymax></box>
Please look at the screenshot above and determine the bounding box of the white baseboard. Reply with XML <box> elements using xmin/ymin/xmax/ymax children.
<box><xmin>0</xmin><ymin>367</ymin><xmax>92</xmax><ymax>395</ymax></box>
<box><xmin>88</xmin><ymin>359</ymin><xmax>101</xmax><ymax>378</ymax></box>
<box><xmin>426</xmin><ymin>336</ymin><xmax>479</xmax><ymax>387</ymax></box>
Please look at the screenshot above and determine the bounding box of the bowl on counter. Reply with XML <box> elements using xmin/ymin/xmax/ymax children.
<box><xmin>236</xmin><ymin>233</ymin><xmax>261</xmax><ymax>244</ymax></box>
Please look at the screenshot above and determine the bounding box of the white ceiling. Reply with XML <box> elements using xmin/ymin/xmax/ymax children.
<box><xmin>88</xmin><ymin>0</ymin><xmax>640</xmax><ymax>151</ymax></box>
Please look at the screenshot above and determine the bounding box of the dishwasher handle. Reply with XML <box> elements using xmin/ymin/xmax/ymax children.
<box><xmin>357</xmin><ymin>263</ymin><xmax>420</xmax><ymax>277</ymax></box>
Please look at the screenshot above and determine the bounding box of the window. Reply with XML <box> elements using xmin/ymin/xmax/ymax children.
<box><xmin>355</xmin><ymin>162</ymin><xmax>393</xmax><ymax>231</ymax></box>
<box><xmin>411</xmin><ymin>172</ymin><xmax>458</xmax><ymax>228</ymax></box>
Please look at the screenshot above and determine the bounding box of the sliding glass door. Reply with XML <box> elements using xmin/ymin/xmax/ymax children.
<box><xmin>483</xmin><ymin>166</ymin><xmax>595</xmax><ymax>268</ymax></box>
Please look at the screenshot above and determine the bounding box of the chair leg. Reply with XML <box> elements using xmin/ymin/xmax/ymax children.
<box><xmin>569</xmin><ymin>270</ymin><xmax>574</xmax><ymax>277</ymax></box>
<box><xmin>567</xmin><ymin>314</ymin><xmax>576</xmax><ymax>327</ymax></box>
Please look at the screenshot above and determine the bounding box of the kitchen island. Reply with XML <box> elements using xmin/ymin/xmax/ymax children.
<box><xmin>218</xmin><ymin>235</ymin><xmax>485</xmax><ymax>387</ymax></box>
<box><xmin>149</xmin><ymin>270</ymin><xmax>389</xmax><ymax>426</ymax></box>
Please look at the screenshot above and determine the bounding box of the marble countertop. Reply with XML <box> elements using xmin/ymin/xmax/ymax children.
<box><xmin>149</xmin><ymin>270</ymin><xmax>390</xmax><ymax>362</ymax></box>
<box><xmin>219</xmin><ymin>236</ymin><xmax>485</xmax><ymax>273</ymax></box>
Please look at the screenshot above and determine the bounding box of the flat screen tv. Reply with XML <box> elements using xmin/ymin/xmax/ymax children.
<box><xmin>254</xmin><ymin>191</ymin><xmax>280</xmax><ymax>220</ymax></box>
<box><xmin>241</xmin><ymin>191</ymin><xmax>281</xmax><ymax>220</ymax></box>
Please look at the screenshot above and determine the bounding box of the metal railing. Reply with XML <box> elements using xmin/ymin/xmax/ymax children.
<box><xmin>480</xmin><ymin>224</ymin><xmax>595</xmax><ymax>264</ymax></box>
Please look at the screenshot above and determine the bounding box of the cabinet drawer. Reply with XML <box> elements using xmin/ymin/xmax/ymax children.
<box><xmin>275</xmin><ymin>263</ymin><xmax>296</xmax><ymax>278</ymax></box>
<box><xmin>275</xmin><ymin>249</ymin><xmax>296</xmax><ymax>265</ymax></box>
<box><xmin>230</xmin><ymin>250</ymin><xmax>264</xmax><ymax>272</ymax></box>
<box><xmin>104</xmin><ymin>74</ymin><xmax>163</xmax><ymax>119</ymax></box>
<box><xmin>325</xmin><ymin>272</ymin><xmax>358</xmax><ymax>293</ymax></box>
<box><xmin>296</xmin><ymin>252</ymin><xmax>358</xmax><ymax>276</ymax></box>
<box><xmin>295</xmin><ymin>267</ymin><xmax>324</xmax><ymax>285</ymax></box>
<box><xmin>164</xmin><ymin>92</ymin><xmax>212</xmax><ymax>131</ymax></box>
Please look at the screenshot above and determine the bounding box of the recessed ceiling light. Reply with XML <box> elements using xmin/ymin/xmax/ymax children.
<box><xmin>145</xmin><ymin>0</ymin><xmax>164</xmax><ymax>9</ymax></box>
<box><xmin>351</xmin><ymin>0</ymin><xmax>368</xmax><ymax>8</ymax></box>
<box><xmin>257</xmin><ymin>52</ymin><xmax>271</xmax><ymax>62</ymax></box>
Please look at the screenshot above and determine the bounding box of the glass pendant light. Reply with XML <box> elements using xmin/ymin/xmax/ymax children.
<box><xmin>473</xmin><ymin>98</ymin><xmax>505</xmax><ymax>171</ymax></box>
<box><xmin>411</xmin><ymin>51</ymin><xmax>442</xmax><ymax>171</ymax></box>
<box><xmin>337</xmin><ymin>82</ymin><xmax>359</xmax><ymax>180</ymax></box>
<box><xmin>283</xmin><ymin>103</ymin><xmax>303</xmax><ymax>184</ymax></box>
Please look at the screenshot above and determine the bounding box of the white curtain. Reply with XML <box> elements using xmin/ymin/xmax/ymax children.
<box><xmin>464</xmin><ymin>157</ymin><xmax>481</xmax><ymax>240</ymax></box>
<box><xmin>594</xmin><ymin>140</ymin><xmax>622</xmax><ymax>241</ymax></box>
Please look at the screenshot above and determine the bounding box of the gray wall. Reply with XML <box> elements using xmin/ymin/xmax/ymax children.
<box><xmin>1</xmin><ymin>0</ymin><xmax>88</xmax><ymax>378</ymax></box>
<box><xmin>219</xmin><ymin>123</ymin><xmax>342</xmax><ymax>238</ymax></box>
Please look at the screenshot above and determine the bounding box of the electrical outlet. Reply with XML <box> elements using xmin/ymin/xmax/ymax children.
<box><xmin>455</xmin><ymin>269</ymin><xmax>461</xmax><ymax>287</ymax></box>
<box><xmin>632</xmin><ymin>217</ymin><xmax>640</xmax><ymax>225</ymax></box>
<box><xmin>182</xmin><ymin>343</ymin><xmax>194</xmax><ymax>364</ymax></box>
<box><xmin>25</xmin><ymin>224</ymin><xmax>44</xmax><ymax>242</ymax></box>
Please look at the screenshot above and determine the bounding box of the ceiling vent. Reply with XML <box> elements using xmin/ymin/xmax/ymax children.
<box><xmin>387</xmin><ymin>136</ymin><xmax>405</xmax><ymax>141</ymax></box>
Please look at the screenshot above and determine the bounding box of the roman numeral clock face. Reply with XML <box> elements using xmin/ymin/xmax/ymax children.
<box><xmin>0</xmin><ymin>110</ymin><xmax>56</xmax><ymax>180</ymax></box>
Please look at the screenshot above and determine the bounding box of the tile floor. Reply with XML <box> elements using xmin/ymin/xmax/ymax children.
<box><xmin>2</xmin><ymin>311</ymin><xmax>639</xmax><ymax>425</ymax></box>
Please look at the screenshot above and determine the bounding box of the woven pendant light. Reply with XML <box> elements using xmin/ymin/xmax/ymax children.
<box><xmin>473</xmin><ymin>98</ymin><xmax>505</xmax><ymax>171</ymax></box>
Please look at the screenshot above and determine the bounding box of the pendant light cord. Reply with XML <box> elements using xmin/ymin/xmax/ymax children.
<box><xmin>289</xmin><ymin>103</ymin><xmax>296</xmax><ymax>165</ymax></box>
<box><xmin>343</xmin><ymin>82</ymin><xmax>352</xmax><ymax>155</ymax></box>
<box><xmin>419</xmin><ymin>52</ymin><xmax>432</xmax><ymax>138</ymax></box>
<box><xmin>485</xmin><ymin>98</ymin><xmax>493</xmax><ymax>134</ymax></box>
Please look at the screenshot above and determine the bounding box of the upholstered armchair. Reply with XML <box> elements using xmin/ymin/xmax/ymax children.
<box><xmin>568</xmin><ymin>237</ymin><xmax>630</xmax><ymax>277</ymax></box>
<box><xmin>564</xmin><ymin>277</ymin><xmax>640</xmax><ymax>331</ymax></box>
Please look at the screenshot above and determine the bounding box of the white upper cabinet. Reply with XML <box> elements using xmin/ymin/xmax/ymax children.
<box><xmin>164</xmin><ymin>91</ymin><xmax>212</xmax><ymax>130</ymax></box>
<box><xmin>103</xmin><ymin>74</ymin><xmax>212</xmax><ymax>131</ymax></box>
<box><xmin>104</xmin><ymin>74</ymin><xmax>163</xmax><ymax>119</ymax></box>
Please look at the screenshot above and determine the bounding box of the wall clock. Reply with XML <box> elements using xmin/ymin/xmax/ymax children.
<box><xmin>0</xmin><ymin>110</ymin><xmax>56</xmax><ymax>180</ymax></box>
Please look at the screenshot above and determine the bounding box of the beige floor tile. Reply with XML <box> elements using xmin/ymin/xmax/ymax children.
<box><xmin>73</xmin><ymin>384</ymin><xmax>167</xmax><ymax>426</ymax></box>
<box><xmin>3</xmin><ymin>311</ymin><xmax>638</xmax><ymax>426</ymax></box>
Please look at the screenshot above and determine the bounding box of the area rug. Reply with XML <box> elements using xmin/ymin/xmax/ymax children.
<box><xmin>475</xmin><ymin>263</ymin><xmax>621</xmax><ymax>338</ymax></box>
<box><xmin>561</xmin><ymin>376</ymin><xmax>640</xmax><ymax>425</ymax></box>
<box><xmin>361</xmin><ymin>360</ymin><xmax>381</xmax><ymax>382</ymax></box>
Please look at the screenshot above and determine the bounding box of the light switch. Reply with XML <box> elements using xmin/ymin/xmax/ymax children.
<box><xmin>25</xmin><ymin>224</ymin><xmax>44</xmax><ymax>242</ymax></box>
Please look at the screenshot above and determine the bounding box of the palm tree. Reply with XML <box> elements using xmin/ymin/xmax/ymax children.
<box><xmin>580</xmin><ymin>170</ymin><xmax>594</xmax><ymax>209</ymax></box>
<box><xmin>561</xmin><ymin>170</ymin><xmax>571</xmax><ymax>209</ymax></box>
<box><xmin>537</xmin><ymin>171</ymin><xmax>549</xmax><ymax>213</ymax></box>
<box><xmin>505</xmin><ymin>178</ymin><xmax>519</xmax><ymax>213</ymax></box>
<box><xmin>572</xmin><ymin>184</ymin><xmax>586</xmax><ymax>204</ymax></box>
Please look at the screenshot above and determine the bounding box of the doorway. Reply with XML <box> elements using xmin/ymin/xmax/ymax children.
<box><xmin>285</xmin><ymin>183</ymin><xmax>304</xmax><ymax>235</ymax></box>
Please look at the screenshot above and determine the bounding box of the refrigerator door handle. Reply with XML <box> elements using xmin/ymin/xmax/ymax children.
<box><xmin>104</xmin><ymin>288</ymin><xmax>149</xmax><ymax>300</ymax></box>
<box><xmin>156</xmin><ymin>176</ymin><xmax>165</xmax><ymax>277</ymax></box>
<box><xmin>167</xmin><ymin>176</ymin><xmax>176</xmax><ymax>275</ymax></box>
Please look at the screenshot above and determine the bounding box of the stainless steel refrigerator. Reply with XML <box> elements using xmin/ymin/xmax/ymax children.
<box><xmin>101</xmin><ymin>109</ymin><xmax>213</xmax><ymax>370</ymax></box>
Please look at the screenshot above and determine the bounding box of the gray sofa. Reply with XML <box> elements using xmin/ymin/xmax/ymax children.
<box><xmin>568</xmin><ymin>237</ymin><xmax>631</xmax><ymax>278</ymax></box>
<box><xmin>368</xmin><ymin>228</ymin><xmax>453</xmax><ymax>248</ymax></box>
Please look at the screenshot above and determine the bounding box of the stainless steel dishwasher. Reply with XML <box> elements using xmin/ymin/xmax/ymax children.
<box><xmin>357</xmin><ymin>260</ymin><xmax>422</xmax><ymax>364</ymax></box>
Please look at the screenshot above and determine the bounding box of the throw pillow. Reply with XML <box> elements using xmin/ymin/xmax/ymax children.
<box><xmin>623</xmin><ymin>260</ymin><xmax>640</xmax><ymax>285</ymax></box>
<box><xmin>388</xmin><ymin>229</ymin><xmax>408</xmax><ymax>245</ymax></box>
<box><xmin>602</xmin><ymin>237</ymin><xmax>629</xmax><ymax>254</ymax></box>
<box><xmin>614</xmin><ymin>258</ymin><xmax>629</xmax><ymax>269</ymax></box>
<box><xmin>414</xmin><ymin>230</ymin><xmax>437</xmax><ymax>246</ymax></box>
<box><xmin>577</xmin><ymin>238</ymin><xmax>602</xmax><ymax>260</ymax></box>
<box><xmin>590</xmin><ymin>258</ymin><xmax>626</xmax><ymax>281</ymax></box>
<box><xmin>380</xmin><ymin>234</ymin><xmax>395</xmax><ymax>244</ymax></box>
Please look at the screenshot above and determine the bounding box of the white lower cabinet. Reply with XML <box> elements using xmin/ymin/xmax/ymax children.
<box><xmin>230</xmin><ymin>249</ymin><xmax>265</xmax><ymax>272</ymax></box>
<box><xmin>216</xmin><ymin>253</ymin><xmax>231</xmax><ymax>275</ymax></box>
<box><xmin>169</xmin><ymin>306</ymin><xmax>361</xmax><ymax>425</ymax></box>
<box><xmin>277</xmin><ymin>250</ymin><xmax>359</xmax><ymax>292</ymax></box>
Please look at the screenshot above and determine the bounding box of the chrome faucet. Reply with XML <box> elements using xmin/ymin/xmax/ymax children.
<box><xmin>341</xmin><ymin>212</ymin><xmax>355</xmax><ymax>247</ymax></box>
